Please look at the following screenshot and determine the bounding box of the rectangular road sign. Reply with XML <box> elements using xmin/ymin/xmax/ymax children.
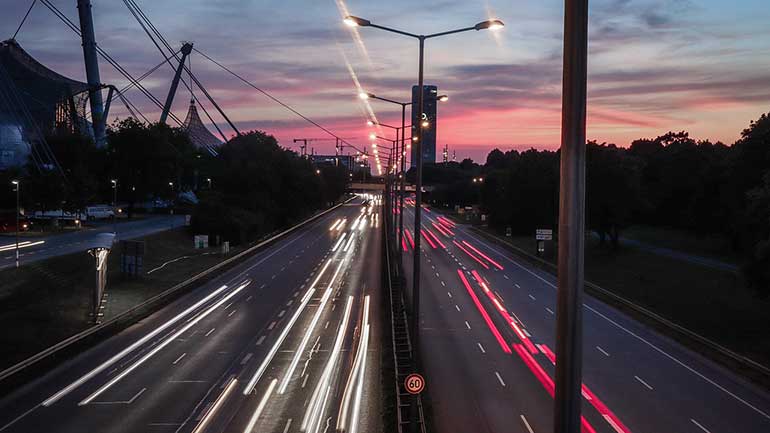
<box><xmin>536</xmin><ymin>229</ymin><xmax>553</xmax><ymax>240</ymax></box>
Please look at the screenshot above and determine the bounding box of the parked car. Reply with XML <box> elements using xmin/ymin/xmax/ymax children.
<box><xmin>84</xmin><ymin>205</ymin><xmax>115</xmax><ymax>220</ymax></box>
<box><xmin>0</xmin><ymin>212</ymin><xmax>30</xmax><ymax>233</ymax></box>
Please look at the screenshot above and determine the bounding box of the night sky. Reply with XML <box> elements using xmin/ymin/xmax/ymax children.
<box><xmin>3</xmin><ymin>0</ymin><xmax>769</xmax><ymax>162</ymax></box>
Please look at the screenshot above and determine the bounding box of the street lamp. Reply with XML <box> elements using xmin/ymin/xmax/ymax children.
<box><xmin>364</xmin><ymin>92</ymin><xmax>447</xmax><ymax>262</ymax></box>
<box><xmin>11</xmin><ymin>180</ymin><xmax>19</xmax><ymax>268</ymax></box>
<box><xmin>348</xmin><ymin>14</ymin><xmax>503</xmax><ymax>390</ymax></box>
<box><xmin>206</xmin><ymin>177</ymin><xmax>212</xmax><ymax>189</ymax></box>
<box><xmin>111</xmin><ymin>179</ymin><xmax>118</xmax><ymax>233</ymax></box>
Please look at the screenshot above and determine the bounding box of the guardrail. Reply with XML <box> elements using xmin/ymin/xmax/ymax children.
<box><xmin>0</xmin><ymin>197</ymin><xmax>355</xmax><ymax>385</ymax></box>
<box><xmin>468</xmin><ymin>226</ymin><xmax>770</xmax><ymax>386</ymax></box>
<box><xmin>383</xmin><ymin>209</ymin><xmax>427</xmax><ymax>433</ymax></box>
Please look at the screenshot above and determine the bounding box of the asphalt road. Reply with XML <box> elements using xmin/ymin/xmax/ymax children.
<box><xmin>0</xmin><ymin>197</ymin><xmax>383</xmax><ymax>433</ymax></box>
<box><xmin>0</xmin><ymin>215</ymin><xmax>186</xmax><ymax>270</ymax></box>
<box><xmin>398</xmin><ymin>201</ymin><xmax>770</xmax><ymax>433</ymax></box>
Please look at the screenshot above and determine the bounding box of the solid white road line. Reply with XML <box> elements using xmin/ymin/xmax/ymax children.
<box><xmin>596</xmin><ymin>346</ymin><xmax>610</xmax><ymax>357</ymax></box>
<box><xmin>691</xmin><ymin>419</ymin><xmax>712</xmax><ymax>433</ymax></box>
<box><xmin>243</xmin><ymin>378</ymin><xmax>277</xmax><ymax>433</ymax></box>
<box><xmin>172</xmin><ymin>353</ymin><xmax>187</xmax><ymax>365</ymax></box>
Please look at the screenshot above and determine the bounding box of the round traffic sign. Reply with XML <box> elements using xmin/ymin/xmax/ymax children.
<box><xmin>404</xmin><ymin>373</ymin><xmax>425</xmax><ymax>395</ymax></box>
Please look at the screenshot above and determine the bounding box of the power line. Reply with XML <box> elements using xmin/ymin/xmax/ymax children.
<box><xmin>193</xmin><ymin>47</ymin><xmax>365</xmax><ymax>155</ymax></box>
<box><xmin>12</xmin><ymin>0</ymin><xmax>37</xmax><ymax>40</ymax></box>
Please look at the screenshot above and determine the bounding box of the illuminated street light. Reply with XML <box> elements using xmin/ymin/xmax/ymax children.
<box><xmin>348</xmin><ymin>14</ymin><xmax>504</xmax><ymax>378</ymax></box>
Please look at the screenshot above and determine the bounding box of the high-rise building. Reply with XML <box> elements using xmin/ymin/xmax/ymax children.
<box><xmin>410</xmin><ymin>85</ymin><xmax>438</xmax><ymax>168</ymax></box>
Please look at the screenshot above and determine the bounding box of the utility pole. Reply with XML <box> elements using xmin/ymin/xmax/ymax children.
<box><xmin>554</xmin><ymin>0</ymin><xmax>588</xmax><ymax>432</ymax></box>
<box><xmin>293</xmin><ymin>139</ymin><xmax>308</xmax><ymax>158</ymax></box>
<box><xmin>76</xmin><ymin>0</ymin><xmax>106</xmax><ymax>147</ymax></box>
<box><xmin>160</xmin><ymin>42</ymin><xmax>194</xmax><ymax>125</ymax></box>
<box><xmin>12</xmin><ymin>180</ymin><xmax>20</xmax><ymax>268</ymax></box>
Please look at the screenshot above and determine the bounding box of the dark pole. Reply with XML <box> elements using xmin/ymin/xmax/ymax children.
<box><xmin>14</xmin><ymin>181</ymin><xmax>19</xmax><ymax>268</ymax></box>
<box><xmin>412</xmin><ymin>35</ymin><xmax>425</xmax><ymax>362</ymax></box>
<box><xmin>399</xmin><ymin>104</ymin><xmax>406</xmax><ymax>260</ymax></box>
<box><xmin>76</xmin><ymin>0</ymin><xmax>105</xmax><ymax>147</ymax></box>
<box><xmin>554</xmin><ymin>0</ymin><xmax>588</xmax><ymax>432</ymax></box>
<box><xmin>160</xmin><ymin>42</ymin><xmax>193</xmax><ymax>125</ymax></box>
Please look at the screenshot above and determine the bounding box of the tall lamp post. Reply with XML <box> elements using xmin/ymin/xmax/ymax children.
<box><xmin>371</xmin><ymin>134</ymin><xmax>400</xmax><ymax>240</ymax></box>
<box><xmin>363</xmin><ymin>93</ymin><xmax>448</xmax><ymax>261</ymax></box>
<box><xmin>555</xmin><ymin>0</ymin><xmax>589</xmax><ymax>432</ymax></box>
<box><xmin>110</xmin><ymin>179</ymin><xmax>117</xmax><ymax>232</ymax></box>
<box><xmin>345</xmin><ymin>14</ymin><xmax>503</xmax><ymax>370</ymax></box>
<box><xmin>11</xmin><ymin>180</ymin><xmax>20</xmax><ymax>268</ymax></box>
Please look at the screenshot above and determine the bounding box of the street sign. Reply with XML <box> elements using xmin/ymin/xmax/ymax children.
<box><xmin>536</xmin><ymin>228</ymin><xmax>553</xmax><ymax>241</ymax></box>
<box><xmin>404</xmin><ymin>373</ymin><xmax>425</xmax><ymax>395</ymax></box>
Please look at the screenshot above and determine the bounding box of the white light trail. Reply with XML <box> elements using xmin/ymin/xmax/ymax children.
<box><xmin>243</xmin><ymin>259</ymin><xmax>333</xmax><ymax>395</ymax></box>
<box><xmin>0</xmin><ymin>240</ymin><xmax>44</xmax><ymax>252</ymax></box>
<box><xmin>192</xmin><ymin>378</ymin><xmax>238</xmax><ymax>433</ymax></box>
<box><xmin>303</xmin><ymin>296</ymin><xmax>354</xmax><ymax>432</ymax></box>
<box><xmin>243</xmin><ymin>378</ymin><xmax>277</xmax><ymax>433</ymax></box>
<box><xmin>43</xmin><ymin>283</ymin><xmax>234</xmax><ymax>407</ymax></box>
<box><xmin>337</xmin><ymin>296</ymin><xmax>370</xmax><ymax>432</ymax></box>
<box><xmin>332</xmin><ymin>232</ymin><xmax>347</xmax><ymax>252</ymax></box>
<box><xmin>79</xmin><ymin>281</ymin><xmax>251</xmax><ymax>405</ymax></box>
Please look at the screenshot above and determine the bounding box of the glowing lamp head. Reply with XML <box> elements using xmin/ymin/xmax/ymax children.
<box><xmin>369</xmin><ymin>133</ymin><xmax>377</xmax><ymax>140</ymax></box>
<box><xmin>438</xmin><ymin>95</ymin><xmax>449</xmax><ymax>102</ymax></box>
<box><xmin>344</xmin><ymin>16</ymin><xmax>371</xmax><ymax>27</ymax></box>
<box><xmin>367</xmin><ymin>120</ymin><xmax>374</xmax><ymax>126</ymax></box>
<box><xmin>475</xmin><ymin>19</ymin><xmax>504</xmax><ymax>31</ymax></box>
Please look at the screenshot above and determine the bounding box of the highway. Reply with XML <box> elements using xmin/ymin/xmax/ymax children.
<box><xmin>0</xmin><ymin>215</ymin><xmax>186</xmax><ymax>270</ymax></box>
<box><xmin>398</xmin><ymin>200</ymin><xmax>770</xmax><ymax>433</ymax></box>
<box><xmin>0</xmin><ymin>197</ymin><xmax>383</xmax><ymax>433</ymax></box>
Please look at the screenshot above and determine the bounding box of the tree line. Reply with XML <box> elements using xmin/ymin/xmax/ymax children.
<box><xmin>0</xmin><ymin>119</ymin><xmax>348</xmax><ymax>245</ymax></box>
<box><xmin>418</xmin><ymin>111</ymin><xmax>770</xmax><ymax>296</ymax></box>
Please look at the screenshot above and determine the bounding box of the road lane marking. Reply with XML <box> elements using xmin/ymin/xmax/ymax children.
<box><xmin>465</xmin><ymin>321</ymin><xmax>471</xmax><ymax>329</ymax></box>
<box><xmin>91</xmin><ymin>387</ymin><xmax>146</xmax><ymax>405</ymax></box>
<box><xmin>241</xmin><ymin>353</ymin><xmax>253</xmax><ymax>365</ymax></box>
<box><xmin>545</xmin><ymin>308</ymin><xmax>554</xmax><ymax>315</ymax></box>
<box><xmin>634</xmin><ymin>376</ymin><xmax>654</xmax><ymax>390</ymax></box>
<box><xmin>691</xmin><ymin>419</ymin><xmax>712</xmax><ymax>433</ymax></box>
<box><xmin>504</xmin><ymin>275</ymin><xmax>510</xmax><ymax>280</ymax></box>
<box><xmin>224</xmin><ymin>303</ymin><xmax>233</xmax><ymax>310</ymax></box>
<box><xmin>447</xmin><ymin>292</ymin><xmax>452</xmax><ymax>298</ymax></box>
<box><xmin>441</xmin><ymin>281</ymin><xmax>446</xmax><ymax>286</ymax></box>
<box><xmin>172</xmin><ymin>353</ymin><xmax>186</xmax><ymax>365</ymax></box>
<box><xmin>529</xmin><ymin>294</ymin><xmax>536</xmax><ymax>300</ymax></box>
<box><xmin>302</xmin><ymin>374</ymin><xmax>309</xmax><ymax>388</ymax></box>
<box><xmin>596</xmin><ymin>346</ymin><xmax>610</xmax><ymax>357</ymax></box>
<box><xmin>495</xmin><ymin>372</ymin><xmax>506</xmax><ymax>387</ymax></box>
<box><xmin>455</xmin><ymin>305</ymin><xmax>461</xmax><ymax>312</ymax></box>
<box><xmin>227</xmin><ymin>309</ymin><xmax>236</xmax><ymax>317</ymax></box>
<box><xmin>515</xmin><ymin>283</ymin><xmax>521</xmax><ymax>288</ymax></box>
<box><xmin>268</xmin><ymin>321</ymin><xmax>276</xmax><ymax>330</ymax></box>
<box><xmin>278</xmin><ymin>309</ymin><xmax>286</xmax><ymax>318</ymax></box>
<box><xmin>246</xmin><ymin>295</ymin><xmax>253</xmax><ymax>302</ymax></box>
<box><xmin>205</xmin><ymin>328</ymin><xmax>216</xmax><ymax>337</ymax></box>
<box><xmin>477</xmin><ymin>343</ymin><xmax>486</xmax><ymax>353</ymax></box>
<box><xmin>521</xmin><ymin>415</ymin><xmax>535</xmax><ymax>433</ymax></box>
<box><xmin>256</xmin><ymin>336</ymin><xmax>265</xmax><ymax>346</ymax></box>
<box><xmin>283</xmin><ymin>418</ymin><xmax>293</xmax><ymax>433</ymax></box>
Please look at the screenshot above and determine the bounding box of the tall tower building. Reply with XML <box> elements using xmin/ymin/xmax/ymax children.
<box><xmin>410</xmin><ymin>85</ymin><xmax>438</xmax><ymax>168</ymax></box>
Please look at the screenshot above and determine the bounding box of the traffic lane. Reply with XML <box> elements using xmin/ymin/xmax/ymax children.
<box><xmin>0</xmin><ymin>201</ymin><xmax>362</xmax><ymax>432</ymax></box>
<box><xmin>447</xmin><ymin>220</ymin><xmax>770</xmax><ymax>433</ymax></box>
<box><xmin>205</xmin><ymin>210</ymin><xmax>380</xmax><ymax>432</ymax></box>
<box><xmin>401</xmin><ymin>207</ymin><xmax>618</xmax><ymax>433</ymax></box>
<box><xmin>400</xmin><ymin>240</ymin><xmax>554</xmax><ymax>433</ymax></box>
<box><xmin>0</xmin><ymin>216</ymin><xmax>187</xmax><ymax>268</ymax></box>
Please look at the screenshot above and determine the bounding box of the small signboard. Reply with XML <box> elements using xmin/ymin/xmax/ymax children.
<box><xmin>536</xmin><ymin>229</ymin><xmax>553</xmax><ymax>241</ymax></box>
<box><xmin>194</xmin><ymin>235</ymin><xmax>209</xmax><ymax>249</ymax></box>
<box><xmin>405</xmin><ymin>373</ymin><xmax>425</xmax><ymax>395</ymax></box>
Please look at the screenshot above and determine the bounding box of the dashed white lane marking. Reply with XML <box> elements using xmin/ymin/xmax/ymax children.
<box><xmin>465</xmin><ymin>321</ymin><xmax>471</xmax><ymax>330</ymax></box>
<box><xmin>440</xmin><ymin>281</ymin><xmax>446</xmax><ymax>286</ymax></box>
<box><xmin>504</xmin><ymin>275</ymin><xmax>510</xmax><ymax>280</ymax></box>
<box><xmin>495</xmin><ymin>371</ymin><xmax>506</xmax><ymax>387</ymax></box>
<box><xmin>227</xmin><ymin>309</ymin><xmax>236</xmax><ymax>317</ymax></box>
<box><xmin>634</xmin><ymin>375</ymin><xmax>654</xmax><ymax>390</ymax></box>
<box><xmin>528</xmin><ymin>294</ymin><xmax>536</xmax><ymax>301</ymax></box>
<box><xmin>172</xmin><ymin>353</ymin><xmax>186</xmax><ymax>365</ymax></box>
<box><xmin>447</xmin><ymin>292</ymin><xmax>452</xmax><ymax>298</ymax></box>
<box><xmin>520</xmin><ymin>415</ymin><xmax>535</xmax><ymax>433</ymax></box>
<box><xmin>204</xmin><ymin>328</ymin><xmax>216</xmax><ymax>337</ymax></box>
<box><xmin>435</xmin><ymin>272</ymin><xmax>440</xmax><ymax>277</ymax></box>
<box><xmin>545</xmin><ymin>307</ymin><xmax>554</xmax><ymax>315</ymax></box>
<box><xmin>286</xmin><ymin>300</ymin><xmax>293</xmax><ymax>306</ymax></box>
<box><xmin>278</xmin><ymin>310</ymin><xmax>286</xmax><ymax>318</ymax></box>
<box><xmin>515</xmin><ymin>283</ymin><xmax>521</xmax><ymax>288</ymax></box>
<box><xmin>268</xmin><ymin>321</ymin><xmax>276</xmax><ymax>330</ymax></box>
<box><xmin>301</xmin><ymin>375</ymin><xmax>310</xmax><ymax>388</ymax></box>
<box><xmin>691</xmin><ymin>419</ymin><xmax>712</xmax><ymax>433</ymax></box>
<box><xmin>596</xmin><ymin>346</ymin><xmax>610</xmax><ymax>357</ymax></box>
<box><xmin>256</xmin><ymin>336</ymin><xmax>266</xmax><ymax>346</ymax></box>
<box><xmin>283</xmin><ymin>418</ymin><xmax>293</xmax><ymax>433</ymax></box>
<box><xmin>455</xmin><ymin>305</ymin><xmax>461</xmax><ymax>312</ymax></box>
<box><xmin>324</xmin><ymin>321</ymin><xmax>330</xmax><ymax>329</ymax></box>
<box><xmin>246</xmin><ymin>295</ymin><xmax>253</xmax><ymax>302</ymax></box>
<box><xmin>224</xmin><ymin>302</ymin><xmax>233</xmax><ymax>310</ymax></box>
<box><xmin>477</xmin><ymin>343</ymin><xmax>486</xmax><ymax>354</ymax></box>
<box><xmin>260</xmin><ymin>284</ymin><xmax>266</xmax><ymax>289</ymax></box>
<box><xmin>241</xmin><ymin>353</ymin><xmax>253</xmax><ymax>365</ymax></box>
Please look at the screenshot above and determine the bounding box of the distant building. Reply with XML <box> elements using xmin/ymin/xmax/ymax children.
<box><xmin>0</xmin><ymin>39</ymin><xmax>91</xmax><ymax>170</ymax></box>
<box><xmin>410</xmin><ymin>85</ymin><xmax>438</xmax><ymax>168</ymax></box>
<box><xmin>182</xmin><ymin>99</ymin><xmax>222</xmax><ymax>156</ymax></box>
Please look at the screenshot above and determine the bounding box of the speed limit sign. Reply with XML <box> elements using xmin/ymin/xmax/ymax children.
<box><xmin>404</xmin><ymin>373</ymin><xmax>425</xmax><ymax>395</ymax></box>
